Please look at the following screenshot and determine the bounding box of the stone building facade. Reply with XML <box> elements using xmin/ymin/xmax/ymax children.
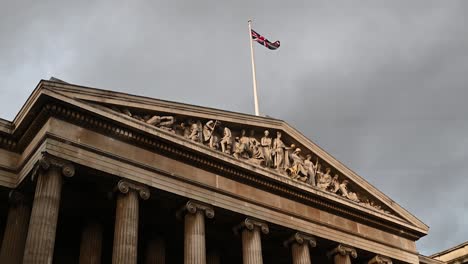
<box><xmin>0</xmin><ymin>78</ymin><xmax>452</xmax><ymax>263</ymax></box>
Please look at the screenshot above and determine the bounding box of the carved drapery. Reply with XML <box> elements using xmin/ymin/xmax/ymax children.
<box><xmin>234</xmin><ymin>218</ymin><xmax>269</xmax><ymax>264</ymax></box>
<box><xmin>0</xmin><ymin>191</ymin><xmax>31</xmax><ymax>264</ymax></box>
<box><xmin>368</xmin><ymin>255</ymin><xmax>392</xmax><ymax>264</ymax></box>
<box><xmin>23</xmin><ymin>155</ymin><xmax>75</xmax><ymax>264</ymax></box>
<box><xmin>327</xmin><ymin>244</ymin><xmax>357</xmax><ymax>264</ymax></box>
<box><xmin>177</xmin><ymin>200</ymin><xmax>215</xmax><ymax>264</ymax></box>
<box><xmin>112</xmin><ymin>180</ymin><xmax>150</xmax><ymax>264</ymax></box>
<box><xmin>284</xmin><ymin>232</ymin><xmax>317</xmax><ymax>264</ymax></box>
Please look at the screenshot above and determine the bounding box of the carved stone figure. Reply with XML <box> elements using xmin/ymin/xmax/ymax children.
<box><xmin>178</xmin><ymin>122</ymin><xmax>191</xmax><ymax>138</ymax></box>
<box><xmin>188</xmin><ymin>121</ymin><xmax>201</xmax><ymax>142</ymax></box>
<box><xmin>220</xmin><ymin>127</ymin><xmax>232</xmax><ymax>154</ymax></box>
<box><xmin>329</xmin><ymin>175</ymin><xmax>340</xmax><ymax>193</ymax></box>
<box><xmin>203</xmin><ymin>120</ymin><xmax>218</xmax><ymax>149</ymax></box>
<box><xmin>234</xmin><ymin>130</ymin><xmax>250</xmax><ymax>159</ymax></box>
<box><xmin>273</xmin><ymin>131</ymin><xmax>286</xmax><ymax>171</ymax></box>
<box><xmin>339</xmin><ymin>180</ymin><xmax>359</xmax><ymax>202</ymax></box>
<box><xmin>260</xmin><ymin>130</ymin><xmax>273</xmax><ymax>168</ymax></box>
<box><xmin>146</xmin><ymin>115</ymin><xmax>175</xmax><ymax>131</ymax></box>
<box><xmin>286</xmin><ymin>148</ymin><xmax>307</xmax><ymax>181</ymax></box>
<box><xmin>317</xmin><ymin>168</ymin><xmax>332</xmax><ymax>190</ymax></box>
<box><xmin>248</xmin><ymin>130</ymin><xmax>264</xmax><ymax>161</ymax></box>
<box><xmin>303</xmin><ymin>155</ymin><xmax>318</xmax><ymax>186</ymax></box>
<box><xmin>284</xmin><ymin>144</ymin><xmax>296</xmax><ymax>169</ymax></box>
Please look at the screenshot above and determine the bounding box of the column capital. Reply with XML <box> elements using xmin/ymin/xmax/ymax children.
<box><xmin>283</xmin><ymin>232</ymin><xmax>317</xmax><ymax>248</ymax></box>
<box><xmin>233</xmin><ymin>218</ymin><xmax>269</xmax><ymax>235</ymax></box>
<box><xmin>8</xmin><ymin>190</ymin><xmax>30</xmax><ymax>206</ymax></box>
<box><xmin>32</xmin><ymin>153</ymin><xmax>75</xmax><ymax>180</ymax></box>
<box><xmin>368</xmin><ymin>255</ymin><xmax>392</xmax><ymax>264</ymax></box>
<box><xmin>115</xmin><ymin>179</ymin><xmax>150</xmax><ymax>200</ymax></box>
<box><xmin>176</xmin><ymin>200</ymin><xmax>215</xmax><ymax>219</ymax></box>
<box><xmin>327</xmin><ymin>244</ymin><xmax>357</xmax><ymax>259</ymax></box>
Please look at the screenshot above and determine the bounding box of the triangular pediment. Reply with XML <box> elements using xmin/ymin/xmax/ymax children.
<box><xmin>11</xmin><ymin>79</ymin><xmax>429</xmax><ymax>237</ymax></box>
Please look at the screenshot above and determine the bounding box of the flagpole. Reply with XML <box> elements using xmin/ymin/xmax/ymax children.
<box><xmin>248</xmin><ymin>19</ymin><xmax>260</xmax><ymax>116</ymax></box>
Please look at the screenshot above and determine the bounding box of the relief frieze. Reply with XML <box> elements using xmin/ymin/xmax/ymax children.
<box><xmin>109</xmin><ymin>106</ymin><xmax>392</xmax><ymax>215</ymax></box>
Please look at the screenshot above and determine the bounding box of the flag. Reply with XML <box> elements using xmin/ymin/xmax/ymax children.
<box><xmin>251</xmin><ymin>29</ymin><xmax>280</xmax><ymax>50</ymax></box>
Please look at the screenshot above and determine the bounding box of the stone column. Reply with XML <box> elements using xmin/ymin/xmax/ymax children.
<box><xmin>23</xmin><ymin>156</ymin><xmax>75</xmax><ymax>264</ymax></box>
<box><xmin>0</xmin><ymin>191</ymin><xmax>31</xmax><ymax>264</ymax></box>
<box><xmin>233</xmin><ymin>218</ymin><xmax>269</xmax><ymax>264</ymax></box>
<box><xmin>79</xmin><ymin>222</ymin><xmax>103</xmax><ymax>264</ymax></box>
<box><xmin>112</xmin><ymin>180</ymin><xmax>150</xmax><ymax>264</ymax></box>
<box><xmin>207</xmin><ymin>251</ymin><xmax>220</xmax><ymax>264</ymax></box>
<box><xmin>368</xmin><ymin>255</ymin><xmax>392</xmax><ymax>264</ymax></box>
<box><xmin>145</xmin><ymin>237</ymin><xmax>165</xmax><ymax>264</ymax></box>
<box><xmin>283</xmin><ymin>232</ymin><xmax>316</xmax><ymax>264</ymax></box>
<box><xmin>176</xmin><ymin>200</ymin><xmax>215</xmax><ymax>264</ymax></box>
<box><xmin>327</xmin><ymin>244</ymin><xmax>357</xmax><ymax>264</ymax></box>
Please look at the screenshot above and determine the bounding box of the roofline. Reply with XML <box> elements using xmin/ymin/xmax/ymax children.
<box><xmin>419</xmin><ymin>254</ymin><xmax>446</xmax><ymax>264</ymax></box>
<box><xmin>41</xmin><ymin>79</ymin><xmax>283</xmax><ymax>122</ymax></box>
<box><xmin>430</xmin><ymin>241</ymin><xmax>468</xmax><ymax>258</ymax></box>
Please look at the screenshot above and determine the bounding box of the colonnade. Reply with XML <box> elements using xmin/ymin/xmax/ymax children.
<box><xmin>0</xmin><ymin>157</ymin><xmax>394</xmax><ymax>264</ymax></box>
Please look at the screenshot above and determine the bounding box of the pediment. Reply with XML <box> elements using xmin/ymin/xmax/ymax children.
<box><xmin>9</xmin><ymin>79</ymin><xmax>429</xmax><ymax>237</ymax></box>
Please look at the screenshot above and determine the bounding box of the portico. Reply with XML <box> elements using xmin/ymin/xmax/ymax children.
<box><xmin>0</xmin><ymin>79</ymin><xmax>430</xmax><ymax>263</ymax></box>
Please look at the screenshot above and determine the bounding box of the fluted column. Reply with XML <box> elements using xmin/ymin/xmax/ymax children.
<box><xmin>207</xmin><ymin>251</ymin><xmax>220</xmax><ymax>264</ymax></box>
<box><xmin>145</xmin><ymin>237</ymin><xmax>165</xmax><ymax>264</ymax></box>
<box><xmin>327</xmin><ymin>244</ymin><xmax>357</xmax><ymax>264</ymax></box>
<box><xmin>23</xmin><ymin>155</ymin><xmax>75</xmax><ymax>264</ymax></box>
<box><xmin>176</xmin><ymin>200</ymin><xmax>215</xmax><ymax>264</ymax></box>
<box><xmin>233</xmin><ymin>218</ymin><xmax>269</xmax><ymax>264</ymax></box>
<box><xmin>79</xmin><ymin>222</ymin><xmax>103</xmax><ymax>264</ymax></box>
<box><xmin>368</xmin><ymin>255</ymin><xmax>392</xmax><ymax>264</ymax></box>
<box><xmin>0</xmin><ymin>191</ymin><xmax>31</xmax><ymax>264</ymax></box>
<box><xmin>112</xmin><ymin>180</ymin><xmax>150</xmax><ymax>264</ymax></box>
<box><xmin>283</xmin><ymin>232</ymin><xmax>316</xmax><ymax>264</ymax></box>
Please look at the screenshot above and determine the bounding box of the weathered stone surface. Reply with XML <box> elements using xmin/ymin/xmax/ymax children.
<box><xmin>327</xmin><ymin>244</ymin><xmax>357</xmax><ymax>264</ymax></box>
<box><xmin>23</xmin><ymin>156</ymin><xmax>74</xmax><ymax>264</ymax></box>
<box><xmin>234</xmin><ymin>218</ymin><xmax>269</xmax><ymax>264</ymax></box>
<box><xmin>284</xmin><ymin>233</ymin><xmax>316</xmax><ymax>264</ymax></box>
<box><xmin>79</xmin><ymin>222</ymin><xmax>103</xmax><ymax>264</ymax></box>
<box><xmin>112</xmin><ymin>180</ymin><xmax>149</xmax><ymax>264</ymax></box>
<box><xmin>145</xmin><ymin>238</ymin><xmax>165</xmax><ymax>264</ymax></box>
<box><xmin>177</xmin><ymin>200</ymin><xmax>214</xmax><ymax>264</ymax></box>
<box><xmin>0</xmin><ymin>191</ymin><xmax>31</xmax><ymax>264</ymax></box>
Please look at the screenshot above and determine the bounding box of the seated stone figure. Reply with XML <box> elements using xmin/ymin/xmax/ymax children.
<box><xmin>317</xmin><ymin>167</ymin><xmax>332</xmax><ymax>190</ymax></box>
<box><xmin>286</xmin><ymin>148</ymin><xmax>308</xmax><ymax>181</ymax></box>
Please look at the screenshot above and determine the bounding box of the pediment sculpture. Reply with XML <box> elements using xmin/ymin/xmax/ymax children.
<box><xmin>108</xmin><ymin>106</ymin><xmax>392</xmax><ymax>215</ymax></box>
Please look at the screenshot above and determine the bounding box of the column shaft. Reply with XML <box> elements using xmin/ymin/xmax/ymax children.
<box><xmin>207</xmin><ymin>252</ymin><xmax>220</xmax><ymax>264</ymax></box>
<box><xmin>23</xmin><ymin>168</ymin><xmax>63</xmax><ymax>264</ymax></box>
<box><xmin>0</xmin><ymin>194</ymin><xmax>31</xmax><ymax>264</ymax></box>
<box><xmin>79</xmin><ymin>222</ymin><xmax>103</xmax><ymax>264</ymax></box>
<box><xmin>112</xmin><ymin>190</ymin><xmax>139</xmax><ymax>264</ymax></box>
<box><xmin>291</xmin><ymin>243</ymin><xmax>311</xmax><ymax>264</ymax></box>
<box><xmin>242</xmin><ymin>227</ymin><xmax>263</xmax><ymax>264</ymax></box>
<box><xmin>184</xmin><ymin>211</ymin><xmax>206</xmax><ymax>264</ymax></box>
<box><xmin>334</xmin><ymin>254</ymin><xmax>352</xmax><ymax>264</ymax></box>
<box><xmin>145</xmin><ymin>238</ymin><xmax>165</xmax><ymax>264</ymax></box>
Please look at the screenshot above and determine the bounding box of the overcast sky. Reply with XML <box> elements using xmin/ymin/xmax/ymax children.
<box><xmin>1</xmin><ymin>0</ymin><xmax>467</xmax><ymax>256</ymax></box>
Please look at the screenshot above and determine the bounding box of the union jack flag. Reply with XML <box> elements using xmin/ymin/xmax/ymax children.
<box><xmin>251</xmin><ymin>29</ymin><xmax>280</xmax><ymax>50</ymax></box>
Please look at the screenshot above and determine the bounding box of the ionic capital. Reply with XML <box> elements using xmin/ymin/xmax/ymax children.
<box><xmin>115</xmin><ymin>179</ymin><xmax>150</xmax><ymax>200</ymax></box>
<box><xmin>8</xmin><ymin>190</ymin><xmax>30</xmax><ymax>206</ymax></box>
<box><xmin>176</xmin><ymin>200</ymin><xmax>215</xmax><ymax>219</ymax></box>
<box><xmin>368</xmin><ymin>255</ymin><xmax>392</xmax><ymax>264</ymax></box>
<box><xmin>233</xmin><ymin>218</ymin><xmax>269</xmax><ymax>235</ymax></box>
<box><xmin>327</xmin><ymin>244</ymin><xmax>357</xmax><ymax>259</ymax></box>
<box><xmin>283</xmin><ymin>232</ymin><xmax>317</xmax><ymax>248</ymax></box>
<box><xmin>32</xmin><ymin>153</ymin><xmax>75</xmax><ymax>181</ymax></box>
